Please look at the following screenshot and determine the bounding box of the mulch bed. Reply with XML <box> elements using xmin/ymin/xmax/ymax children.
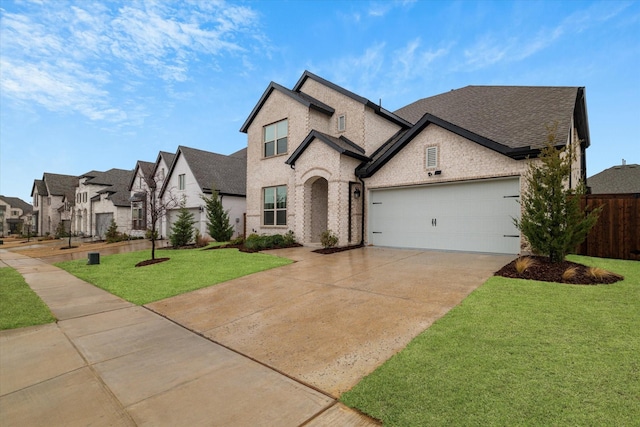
<box><xmin>495</xmin><ymin>256</ymin><xmax>623</xmax><ymax>285</ymax></box>
<box><xmin>312</xmin><ymin>244</ymin><xmax>364</xmax><ymax>254</ymax></box>
<box><xmin>135</xmin><ymin>257</ymin><xmax>170</xmax><ymax>267</ymax></box>
<box><xmin>204</xmin><ymin>242</ymin><xmax>303</xmax><ymax>253</ymax></box>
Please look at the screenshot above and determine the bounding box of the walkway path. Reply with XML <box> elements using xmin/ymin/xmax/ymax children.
<box><xmin>0</xmin><ymin>250</ymin><xmax>375</xmax><ymax>426</ymax></box>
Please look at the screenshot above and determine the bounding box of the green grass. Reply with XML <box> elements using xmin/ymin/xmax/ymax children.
<box><xmin>1</xmin><ymin>267</ymin><xmax>56</xmax><ymax>330</ymax></box>
<box><xmin>341</xmin><ymin>255</ymin><xmax>640</xmax><ymax>426</ymax></box>
<box><xmin>55</xmin><ymin>247</ymin><xmax>293</xmax><ymax>305</ymax></box>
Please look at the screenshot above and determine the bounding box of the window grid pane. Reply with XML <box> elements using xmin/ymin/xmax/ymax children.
<box><xmin>263</xmin><ymin>185</ymin><xmax>286</xmax><ymax>226</ymax></box>
<box><xmin>263</xmin><ymin>119</ymin><xmax>288</xmax><ymax>157</ymax></box>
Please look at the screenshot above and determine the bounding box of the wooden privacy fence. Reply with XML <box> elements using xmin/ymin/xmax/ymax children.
<box><xmin>576</xmin><ymin>194</ymin><xmax>640</xmax><ymax>260</ymax></box>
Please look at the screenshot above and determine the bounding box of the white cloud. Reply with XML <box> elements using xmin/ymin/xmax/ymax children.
<box><xmin>0</xmin><ymin>0</ymin><xmax>264</xmax><ymax>124</ymax></box>
<box><xmin>461</xmin><ymin>1</ymin><xmax>630</xmax><ymax>70</ymax></box>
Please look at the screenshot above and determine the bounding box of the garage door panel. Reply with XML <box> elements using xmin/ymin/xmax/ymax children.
<box><xmin>369</xmin><ymin>178</ymin><xmax>520</xmax><ymax>254</ymax></box>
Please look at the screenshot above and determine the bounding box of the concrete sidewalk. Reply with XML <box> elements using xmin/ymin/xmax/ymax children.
<box><xmin>0</xmin><ymin>250</ymin><xmax>377</xmax><ymax>426</ymax></box>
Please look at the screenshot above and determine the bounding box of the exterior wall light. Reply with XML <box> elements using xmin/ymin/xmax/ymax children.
<box><xmin>354</xmin><ymin>188</ymin><xmax>361</xmax><ymax>199</ymax></box>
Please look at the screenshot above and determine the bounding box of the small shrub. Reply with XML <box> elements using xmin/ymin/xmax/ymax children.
<box><xmin>194</xmin><ymin>230</ymin><xmax>210</xmax><ymax>248</ymax></box>
<box><xmin>145</xmin><ymin>229</ymin><xmax>159</xmax><ymax>240</ymax></box>
<box><xmin>266</xmin><ymin>234</ymin><xmax>285</xmax><ymax>247</ymax></box>
<box><xmin>55</xmin><ymin>222</ymin><xmax>67</xmax><ymax>239</ymax></box>
<box><xmin>562</xmin><ymin>266</ymin><xmax>578</xmax><ymax>281</ymax></box>
<box><xmin>283</xmin><ymin>230</ymin><xmax>297</xmax><ymax>246</ymax></box>
<box><xmin>105</xmin><ymin>220</ymin><xmax>120</xmax><ymax>243</ymax></box>
<box><xmin>170</xmin><ymin>203</ymin><xmax>195</xmax><ymax>247</ymax></box>
<box><xmin>230</xmin><ymin>236</ymin><xmax>245</xmax><ymax>246</ymax></box>
<box><xmin>320</xmin><ymin>230</ymin><xmax>338</xmax><ymax>248</ymax></box>
<box><xmin>244</xmin><ymin>233</ymin><xmax>294</xmax><ymax>251</ymax></box>
<box><xmin>514</xmin><ymin>257</ymin><xmax>536</xmax><ymax>274</ymax></box>
<box><xmin>244</xmin><ymin>233</ymin><xmax>266</xmax><ymax>251</ymax></box>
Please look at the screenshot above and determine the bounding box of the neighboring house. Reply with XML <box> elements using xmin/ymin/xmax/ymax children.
<box><xmin>159</xmin><ymin>146</ymin><xmax>246</xmax><ymax>240</ymax></box>
<box><xmin>74</xmin><ymin>169</ymin><xmax>134</xmax><ymax>238</ymax></box>
<box><xmin>240</xmin><ymin>70</ymin><xmax>590</xmax><ymax>254</ymax></box>
<box><xmin>0</xmin><ymin>196</ymin><xmax>33</xmax><ymax>236</ymax></box>
<box><xmin>587</xmin><ymin>163</ymin><xmax>640</xmax><ymax>194</ymax></box>
<box><xmin>128</xmin><ymin>151</ymin><xmax>176</xmax><ymax>238</ymax></box>
<box><xmin>31</xmin><ymin>173</ymin><xmax>78</xmax><ymax>236</ymax></box>
<box><xmin>129</xmin><ymin>160</ymin><xmax>157</xmax><ymax>238</ymax></box>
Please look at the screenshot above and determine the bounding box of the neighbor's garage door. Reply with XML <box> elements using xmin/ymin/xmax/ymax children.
<box><xmin>369</xmin><ymin>178</ymin><xmax>521</xmax><ymax>254</ymax></box>
<box><xmin>95</xmin><ymin>213</ymin><xmax>114</xmax><ymax>239</ymax></box>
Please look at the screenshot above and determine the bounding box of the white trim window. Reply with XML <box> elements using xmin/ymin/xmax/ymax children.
<box><xmin>263</xmin><ymin>185</ymin><xmax>287</xmax><ymax>226</ymax></box>
<box><xmin>264</xmin><ymin>119</ymin><xmax>288</xmax><ymax>157</ymax></box>
<box><xmin>338</xmin><ymin>114</ymin><xmax>346</xmax><ymax>132</ymax></box>
<box><xmin>426</xmin><ymin>146</ymin><xmax>438</xmax><ymax>169</ymax></box>
<box><xmin>178</xmin><ymin>174</ymin><xmax>186</xmax><ymax>190</ymax></box>
<box><xmin>132</xmin><ymin>201</ymin><xmax>145</xmax><ymax>230</ymax></box>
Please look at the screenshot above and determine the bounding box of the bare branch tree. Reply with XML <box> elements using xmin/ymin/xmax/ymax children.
<box><xmin>143</xmin><ymin>174</ymin><xmax>178</xmax><ymax>260</ymax></box>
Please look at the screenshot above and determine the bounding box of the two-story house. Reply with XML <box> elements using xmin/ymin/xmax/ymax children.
<box><xmin>129</xmin><ymin>151</ymin><xmax>175</xmax><ymax>238</ymax></box>
<box><xmin>74</xmin><ymin>168</ymin><xmax>134</xmax><ymax>238</ymax></box>
<box><xmin>0</xmin><ymin>196</ymin><xmax>33</xmax><ymax>236</ymax></box>
<box><xmin>31</xmin><ymin>173</ymin><xmax>78</xmax><ymax>236</ymax></box>
<box><xmin>240</xmin><ymin>71</ymin><xmax>589</xmax><ymax>254</ymax></box>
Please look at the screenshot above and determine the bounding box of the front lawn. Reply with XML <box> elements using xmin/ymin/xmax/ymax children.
<box><xmin>0</xmin><ymin>267</ymin><xmax>56</xmax><ymax>330</ymax></box>
<box><xmin>341</xmin><ymin>255</ymin><xmax>640</xmax><ymax>426</ymax></box>
<box><xmin>55</xmin><ymin>248</ymin><xmax>293</xmax><ymax>305</ymax></box>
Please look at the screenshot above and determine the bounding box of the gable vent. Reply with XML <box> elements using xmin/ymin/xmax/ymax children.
<box><xmin>426</xmin><ymin>146</ymin><xmax>438</xmax><ymax>168</ymax></box>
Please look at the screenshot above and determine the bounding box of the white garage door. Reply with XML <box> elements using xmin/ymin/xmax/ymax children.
<box><xmin>369</xmin><ymin>178</ymin><xmax>521</xmax><ymax>254</ymax></box>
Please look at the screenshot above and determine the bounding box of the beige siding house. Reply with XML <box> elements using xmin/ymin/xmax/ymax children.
<box><xmin>241</xmin><ymin>71</ymin><xmax>590</xmax><ymax>254</ymax></box>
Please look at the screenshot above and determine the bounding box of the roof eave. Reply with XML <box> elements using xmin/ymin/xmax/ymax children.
<box><xmin>240</xmin><ymin>82</ymin><xmax>334</xmax><ymax>133</ymax></box>
<box><xmin>357</xmin><ymin>113</ymin><xmax>518</xmax><ymax>178</ymax></box>
<box><xmin>286</xmin><ymin>131</ymin><xmax>370</xmax><ymax>166</ymax></box>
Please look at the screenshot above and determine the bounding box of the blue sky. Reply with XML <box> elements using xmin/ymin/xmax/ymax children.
<box><xmin>1</xmin><ymin>0</ymin><xmax>639</xmax><ymax>202</ymax></box>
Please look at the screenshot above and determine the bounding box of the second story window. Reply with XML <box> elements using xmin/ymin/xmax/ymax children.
<box><xmin>264</xmin><ymin>119</ymin><xmax>288</xmax><ymax>157</ymax></box>
<box><xmin>338</xmin><ymin>114</ymin><xmax>346</xmax><ymax>132</ymax></box>
<box><xmin>178</xmin><ymin>174</ymin><xmax>186</xmax><ymax>190</ymax></box>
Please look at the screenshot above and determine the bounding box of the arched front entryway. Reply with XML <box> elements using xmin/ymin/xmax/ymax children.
<box><xmin>305</xmin><ymin>177</ymin><xmax>328</xmax><ymax>243</ymax></box>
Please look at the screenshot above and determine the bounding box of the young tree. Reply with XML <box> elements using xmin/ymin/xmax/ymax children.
<box><xmin>169</xmin><ymin>201</ymin><xmax>195</xmax><ymax>247</ymax></box>
<box><xmin>201</xmin><ymin>186</ymin><xmax>234</xmax><ymax>242</ymax></box>
<box><xmin>105</xmin><ymin>219</ymin><xmax>119</xmax><ymax>243</ymax></box>
<box><xmin>138</xmin><ymin>174</ymin><xmax>178</xmax><ymax>260</ymax></box>
<box><xmin>514</xmin><ymin>124</ymin><xmax>601</xmax><ymax>263</ymax></box>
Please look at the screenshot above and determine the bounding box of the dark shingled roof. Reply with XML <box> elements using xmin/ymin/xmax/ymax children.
<box><xmin>286</xmin><ymin>130</ymin><xmax>369</xmax><ymax>166</ymax></box>
<box><xmin>394</xmin><ymin>85</ymin><xmax>586</xmax><ymax>151</ymax></box>
<box><xmin>293</xmin><ymin>71</ymin><xmax>412</xmax><ymax>128</ymax></box>
<box><xmin>229</xmin><ymin>147</ymin><xmax>247</xmax><ymax>158</ymax></box>
<box><xmin>42</xmin><ymin>173</ymin><xmax>78</xmax><ymax>200</ymax></box>
<box><xmin>128</xmin><ymin>160</ymin><xmax>155</xmax><ymax>191</ymax></box>
<box><xmin>31</xmin><ymin>179</ymin><xmax>48</xmax><ymax>197</ymax></box>
<box><xmin>163</xmin><ymin>146</ymin><xmax>246</xmax><ymax>197</ymax></box>
<box><xmin>587</xmin><ymin>164</ymin><xmax>640</xmax><ymax>194</ymax></box>
<box><xmin>0</xmin><ymin>196</ymin><xmax>33</xmax><ymax>213</ymax></box>
<box><xmin>158</xmin><ymin>151</ymin><xmax>176</xmax><ymax>168</ymax></box>
<box><xmin>240</xmin><ymin>81</ymin><xmax>335</xmax><ymax>133</ymax></box>
<box><xmin>81</xmin><ymin>169</ymin><xmax>134</xmax><ymax>207</ymax></box>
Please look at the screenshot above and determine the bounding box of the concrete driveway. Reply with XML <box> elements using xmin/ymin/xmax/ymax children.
<box><xmin>148</xmin><ymin>247</ymin><xmax>514</xmax><ymax>397</ymax></box>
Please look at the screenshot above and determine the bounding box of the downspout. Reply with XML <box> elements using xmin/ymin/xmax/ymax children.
<box><xmin>348</xmin><ymin>182</ymin><xmax>353</xmax><ymax>243</ymax></box>
<box><xmin>358</xmin><ymin>176</ymin><xmax>365</xmax><ymax>246</ymax></box>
